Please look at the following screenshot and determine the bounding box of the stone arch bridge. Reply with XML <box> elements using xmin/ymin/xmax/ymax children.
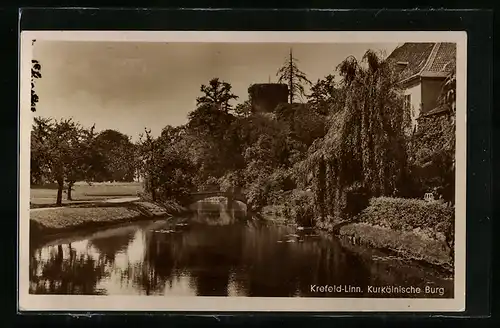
<box><xmin>188</xmin><ymin>190</ymin><xmax>247</xmax><ymax>204</ymax></box>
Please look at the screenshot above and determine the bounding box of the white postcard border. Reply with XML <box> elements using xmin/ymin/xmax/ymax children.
<box><xmin>18</xmin><ymin>30</ymin><xmax>467</xmax><ymax>312</ymax></box>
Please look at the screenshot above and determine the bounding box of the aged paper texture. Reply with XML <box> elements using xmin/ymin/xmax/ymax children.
<box><xmin>19</xmin><ymin>31</ymin><xmax>466</xmax><ymax>312</ymax></box>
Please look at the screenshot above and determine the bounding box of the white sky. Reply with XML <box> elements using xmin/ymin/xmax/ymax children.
<box><xmin>33</xmin><ymin>41</ymin><xmax>398</xmax><ymax>141</ymax></box>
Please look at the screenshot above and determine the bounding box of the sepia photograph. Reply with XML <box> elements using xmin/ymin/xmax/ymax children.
<box><xmin>19</xmin><ymin>31</ymin><xmax>466</xmax><ymax>312</ymax></box>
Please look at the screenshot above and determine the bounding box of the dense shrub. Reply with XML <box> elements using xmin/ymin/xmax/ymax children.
<box><xmin>199</xmin><ymin>176</ymin><xmax>220</xmax><ymax>191</ymax></box>
<box><xmin>289</xmin><ymin>190</ymin><xmax>315</xmax><ymax>227</ymax></box>
<box><xmin>218</xmin><ymin>171</ymin><xmax>244</xmax><ymax>192</ymax></box>
<box><xmin>246</xmin><ymin>167</ymin><xmax>297</xmax><ymax>211</ymax></box>
<box><xmin>344</xmin><ymin>182</ymin><xmax>369</xmax><ymax>218</ymax></box>
<box><xmin>259</xmin><ymin>189</ymin><xmax>314</xmax><ymax>227</ymax></box>
<box><xmin>277</xmin><ymin>189</ymin><xmax>315</xmax><ymax>227</ymax></box>
<box><xmin>268</xmin><ymin>168</ymin><xmax>296</xmax><ymax>194</ymax></box>
<box><xmin>312</xmin><ymin>180</ymin><xmax>370</xmax><ymax>227</ymax></box>
<box><xmin>338</xmin><ymin>223</ymin><xmax>453</xmax><ymax>268</ymax></box>
<box><xmin>409</xmin><ymin>92</ymin><xmax>455</xmax><ymax>203</ymax></box>
<box><xmin>358</xmin><ymin>197</ymin><xmax>454</xmax><ymax>236</ymax></box>
<box><xmin>246</xmin><ymin>176</ymin><xmax>271</xmax><ymax>212</ymax></box>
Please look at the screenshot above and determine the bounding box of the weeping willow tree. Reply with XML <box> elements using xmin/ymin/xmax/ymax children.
<box><xmin>295</xmin><ymin>50</ymin><xmax>411</xmax><ymax>223</ymax></box>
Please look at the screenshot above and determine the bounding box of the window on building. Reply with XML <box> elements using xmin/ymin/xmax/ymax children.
<box><xmin>404</xmin><ymin>94</ymin><xmax>417</xmax><ymax>120</ymax></box>
<box><xmin>404</xmin><ymin>94</ymin><xmax>411</xmax><ymax>111</ymax></box>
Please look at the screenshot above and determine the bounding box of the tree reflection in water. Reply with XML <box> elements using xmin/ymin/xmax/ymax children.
<box><xmin>113</xmin><ymin>208</ymin><xmax>372</xmax><ymax>297</ymax></box>
<box><xmin>29</xmin><ymin>201</ymin><xmax>453</xmax><ymax>297</ymax></box>
<box><xmin>90</xmin><ymin>232</ymin><xmax>136</xmax><ymax>266</ymax></box>
<box><xmin>30</xmin><ymin>243</ymin><xmax>107</xmax><ymax>294</ymax></box>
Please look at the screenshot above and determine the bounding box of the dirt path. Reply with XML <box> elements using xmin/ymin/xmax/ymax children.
<box><xmin>30</xmin><ymin>196</ymin><xmax>141</xmax><ymax>212</ymax></box>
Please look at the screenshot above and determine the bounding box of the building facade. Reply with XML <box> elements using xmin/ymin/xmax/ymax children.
<box><xmin>387</xmin><ymin>42</ymin><xmax>456</xmax><ymax>130</ymax></box>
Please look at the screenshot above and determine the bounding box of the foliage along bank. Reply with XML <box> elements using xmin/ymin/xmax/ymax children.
<box><xmin>31</xmin><ymin>118</ymin><xmax>139</xmax><ymax>206</ymax></box>
<box><xmin>336</xmin><ymin>197</ymin><xmax>455</xmax><ymax>271</ymax></box>
<box><xmin>46</xmin><ymin>50</ymin><xmax>453</xmax><ymax>226</ymax></box>
<box><xmin>31</xmin><ymin>47</ymin><xmax>457</xmax><ymax>267</ymax></box>
<box><xmin>251</xmin><ymin>51</ymin><xmax>456</xmax><ymax>269</ymax></box>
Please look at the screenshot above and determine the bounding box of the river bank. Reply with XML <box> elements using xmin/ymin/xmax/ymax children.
<box><xmin>30</xmin><ymin>199</ymin><xmax>187</xmax><ymax>241</ymax></box>
<box><xmin>260</xmin><ymin>196</ymin><xmax>455</xmax><ymax>273</ymax></box>
<box><xmin>30</xmin><ymin>208</ymin><xmax>453</xmax><ymax>297</ymax></box>
<box><xmin>331</xmin><ymin>222</ymin><xmax>453</xmax><ymax>272</ymax></box>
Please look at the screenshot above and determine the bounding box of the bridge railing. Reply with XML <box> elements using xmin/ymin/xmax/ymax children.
<box><xmin>188</xmin><ymin>190</ymin><xmax>247</xmax><ymax>203</ymax></box>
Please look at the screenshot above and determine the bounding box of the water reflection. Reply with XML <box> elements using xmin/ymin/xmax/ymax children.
<box><xmin>30</xmin><ymin>200</ymin><xmax>453</xmax><ymax>297</ymax></box>
<box><xmin>29</xmin><ymin>241</ymin><xmax>107</xmax><ymax>294</ymax></box>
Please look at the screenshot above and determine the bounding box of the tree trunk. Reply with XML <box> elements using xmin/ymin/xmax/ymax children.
<box><xmin>67</xmin><ymin>181</ymin><xmax>74</xmax><ymax>201</ymax></box>
<box><xmin>56</xmin><ymin>179</ymin><xmax>64</xmax><ymax>206</ymax></box>
<box><xmin>56</xmin><ymin>244</ymin><xmax>63</xmax><ymax>266</ymax></box>
<box><xmin>150</xmin><ymin>177</ymin><xmax>156</xmax><ymax>202</ymax></box>
<box><xmin>315</xmin><ymin>157</ymin><xmax>326</xmax><ymax>221</ymax></box>
<box><xmin>68</xmin><ymin>243</ymin><xmax>74</xmax><ymax>264</ymax></box>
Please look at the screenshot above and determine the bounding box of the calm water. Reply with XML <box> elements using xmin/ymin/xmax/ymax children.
<box><xmin>30</xmin><ymin>201</ymin><xmax>453</xmax><ymax>298</ymax></box>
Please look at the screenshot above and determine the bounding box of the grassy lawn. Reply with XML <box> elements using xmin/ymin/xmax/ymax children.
<box><xmin>30</xmin><ymin>201</ymin><xmax>172</xmax><ymax>239</ymax></box>
<box><xmin>30</xmin><ymin>181</ymin><xmax>143</xmax><ymax>207</ymax></box>
<box><xmin>31</xmin><ymin>205</ymin><xmax>140</xmax><ymax>230</ymax></box>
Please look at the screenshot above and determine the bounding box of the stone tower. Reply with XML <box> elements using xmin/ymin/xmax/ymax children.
<box><xmin>248</xmin><ymin>83</ymin><xmax>288</xmax><ymax>114</ymax></box>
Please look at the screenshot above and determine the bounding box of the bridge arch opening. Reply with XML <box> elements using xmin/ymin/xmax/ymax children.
<box><xmin>188</xmin><ymin>190</ymin><xmax>247</xmax><ymax>205</ymax></box>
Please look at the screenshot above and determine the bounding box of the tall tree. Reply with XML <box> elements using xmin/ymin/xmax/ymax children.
<box><xmin>159</xmin><ymin>125</ymin><xmax>186</xmax><ymax>145</ymax></box>
<box><xmin>31</xmin><ymin>117</ymin><xmax>95</xmax><ymax>205</ymax></box>
<box><xmin>234</xmin><ymin>100</ymin><xmax>252</xmax><ymax>118</ymax></box>
<box><xmin>31</xmin><ymin>58</ymin><xmax>42</xmax><ymax>112</ymax></box>
<box><xmin>137</xmin><ymin>126</ymin><xmax>196</xmax><ymax>203</ymax></box>
<box><xmin>298</xmin><ymin>49</ymin><xmax>411</xmax><ymax>222</ymax></box>
<box><xmin>335</xmin><ymin>49</ymin><xmax>411</xmax><ymax>196</ymax></box>
<box><xmin>196</xmin><ymin>78</ymin><xmax>238</xmax><ymax>112</ymax></box>
<box><xmin>307</xmin><ymin>74</ymin><xmax>342</xmax><ymax>115</ymax></box>
<box><xmin>65</xmin><ymin>124</ymin><xmax>97</xmax><ymax>200</ymax></box>
<box><xmin>93</xmin><ymin>129</ymin><xmax>137</xmax><ymax>182</ymax></box>
<box><xmin>137</xmin><ymin>128</ymin><xmax>160</xmax><ymax>201</ymax></box>
<box><xmin>276</xmin><ymin>49</ymin><xmax>312</xmax><ymax>104</ymax></box>
<box><xmin>187</xmin><ymin>103</ymin><xmax>235</xmax><ymax>141</ymax></box>
<box><xmin>185</xmin><ymin>103</ymin><xmax>238</xmax><ymax>182</ymax></box>
<box><xmin>409</xmin><ymin>72</ymin><xmax>456</xmax><ymax>202</ymax></box>
<box><xmin>275</xmin><ymin>103</ymin><xmax>326</xmax><ymax>148</ymax></box>
<box><xmin>30</xmin><ymin>117</ymin><xmax>51</xmax><ymax>184</ymax></box>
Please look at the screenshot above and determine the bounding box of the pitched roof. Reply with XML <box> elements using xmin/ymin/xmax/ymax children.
<box><xmin>427</xmin><ymin>42</ymin><xmax>456</xmax><ymax>73</ymax></box>
<box><xmin>387</xmin><ymin>43</ymin><xmax>435</xmax><ymax>80</ymax></box>
<box><xmin>418</xmin><ymin>104</ymin><xmax>451</xmax><ymax>119</ymax></box>
<box><xmin>387</xmin><ymin>42</ymin><xmax>456</xmax><ymax>83</ymax></box>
